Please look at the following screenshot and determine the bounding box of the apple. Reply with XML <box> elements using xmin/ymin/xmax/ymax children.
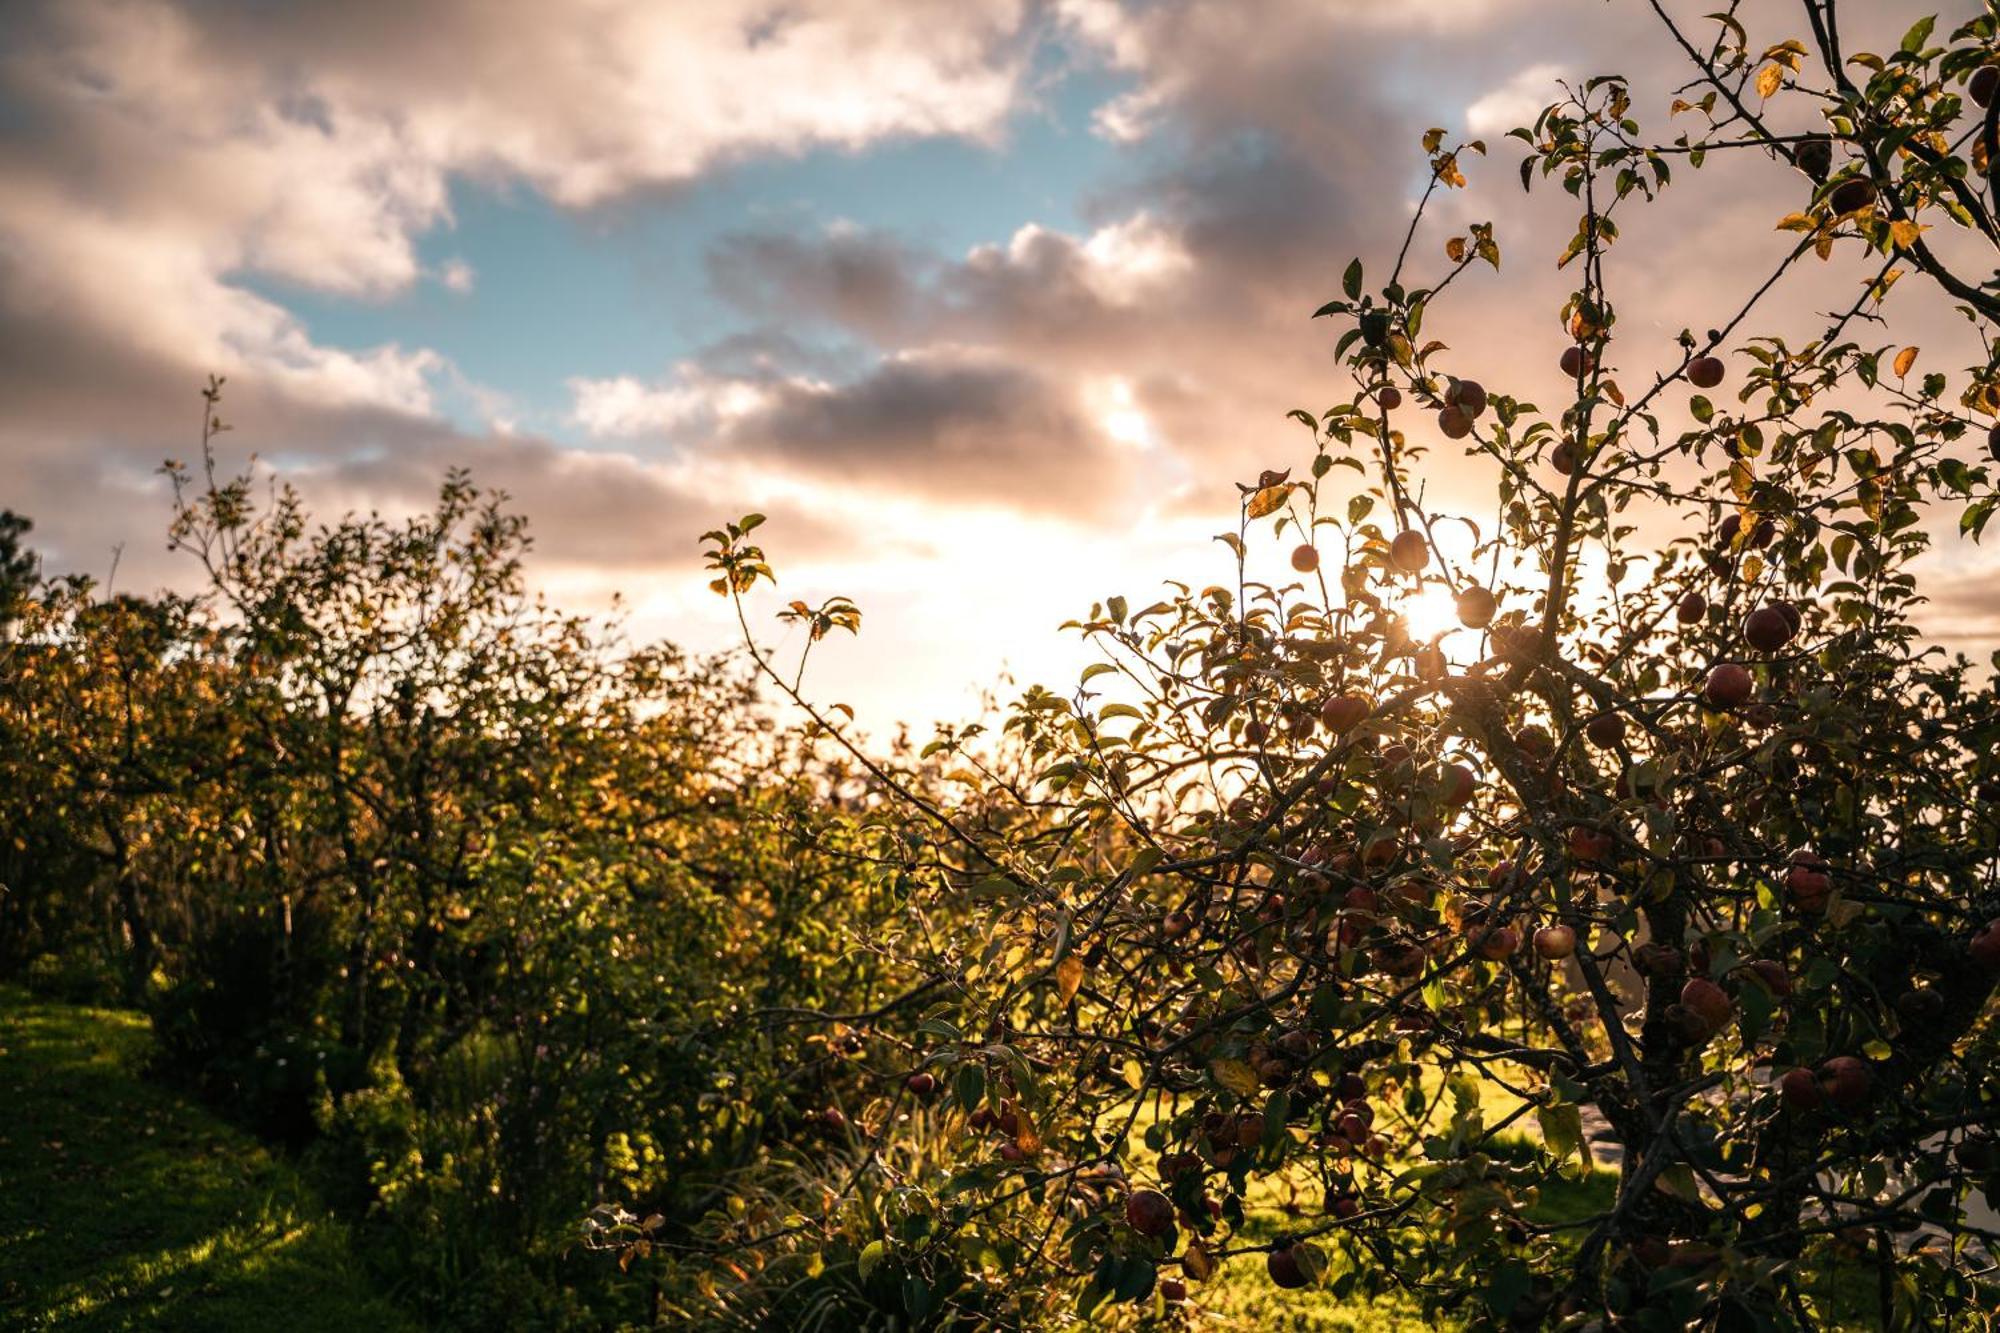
<box><xmin>821</xmin><ymin>1107</ymin><xmax>848</xmax><ymax>1132</ymax></box>
<box><xmin>1559</xmin><ymin>345</ymin><xmax>1591</xmax><ymax>378</ymax></box>
<box><xmin>1633</xmin><ymin>942</ymin><xmax>1683</xmax><ymax>978</ymax></box>
<box><xmin>1793</xmin><ymin>135</ymin><xmax>1832</xmax><ymax>180</ymax></box>
<box><xmin>1744</xmin><ymin>604</ymin><xmax>1796</xmax><ymax>652</ymax></box>
<box><xmin>1514</xmin><ymin>725</ymin><xmax>1553</xmax><ymax>759</ymax></box>
<box><xmin>1688</xmin><ymin>355</ymin><xmax>1725</xmax><ymax>389</ymax></box>
<box><xmin>1456</xmin><ymin>585</ymin><xmax>1497</xmax><ymax>628</ymax></box>
<box><xmin>1321</xmin><ymin>693</ymin><xmax>1371</xmax><ymax>733</ymax></box>
<box><xmin>1389</xmin><ymin>530</ymin><xmax>1430</xmax><ymax>572</ymax></box>
<box><xmin>1126</xmin><ymin>1188</ymin><xmax>1176</xmax><ymax>1237</ymax></box>
<box><xmin>1551</xmin><ymin>440</ymin><xmax>1580</xmax><ymax>475</ymax></box>
<box><xmin>1818</xmin><ymin>1056</ymin><xmax>1873</xmax><ymax>1110</ymax></box>
<box><xmin>1534</xmin><ymin>924</ymin><xmax>1577</xmax><ymax>960</ymax></box>
<box><xmin>1160</xmin><ymin>1277</ymin><xmax>1187</xmax><ymax>1303</ymax></box>
<box><xmin>1743</xmin><ymin>959</ymin><xmax>1792</xmax><ymax>997</ymax></box>
<box><xmin>1266</xmin><ymin>1244</ymin><xmax>1310</xmax><ymax>1289</ymax></box>
<box><xmin>1439</xmin><ymin>763</ymin><xmax>1476</xmax><ymax>807</ymax></box>
<box><xmin>1487</xmin><ymin>859</ymin><xmax>1520</xmax><ymax>890</ymax></box>
<box><xmin>1970</xmin><ymin>918</ymin><xmax>2000</xmax><ymax>968</ymax></box>
<box><xmin>1705</xmin><ymin>663</ymin><xmax>1754</xmax><ymax>708</ymax></box>
<box><xmin>1473</xmin><ymin>924</ymin><xmax>1520</xmax><ymax>960</ymax></box>
<box><xmin>1376</xmin><ymin>385</ymin><xmax>1402</xmax><ymax>410</ymax></box>
<box><xmin>1973</xmin><ymin>63</ymin><xmax>1999</xmax><ymax>107</ymax></box>
<box><xmin>1336</xmin><ymin>1072</ymin><xmax>1368</xmax><ymax>1102</ymax></box>
<box><xmin>1988</xmin><ymin>422</ymin><xmax>2000</xmax><ymax>463</ymax></box>
<box><xmin>1829</xmin><ymin>176</ymin><xmax>1876</xmax><ymax>215</ymax></box>
<box><xmin>1680</xmin><ymin>977</ymin><xmax>1734</xmax><ymax>1033</ymax></box>
<box><xmin>1677</xmin><ymin>591</ymin><xmax>1707</xmax><ymax>624</ymax></box>
<box><xmin>906</xmin><ymin>1072</ymin><xmax>937</xmax><ymax>1097</ymax></box>
<box><xmin>1438</xmin><ymin>405</ymin><xmax>1473</xmax><ymax>439</ymax></box>
<box><xmin>1786</xmin><ymin>852</ymin><xmax>1831</xmax><ymax>912</ymax></box>
<box><xmin>1244</xmin><ymin>718</ymin><xmax>1268</xmax><ymax>746</ymax></box>
<box><xmin>1291</xmin><ymin>544</ymin><xmax>1320</xmax><ymax>574</ymax></box>
<box><xmin>1446</xmin><ymin>378</ymin><xmax>1489</xmax><ymax>417</ymax></box>
<box><xmin>1779</xmin><ymin>1066</ymin><xmax>1823</xmax><ymax>1112</ymax></box>
<box><xmin>1567</xmin><ymin>825</ymin><xmax>1614</xmax><ymax>862</ymax></box>
<box><xmin>1585</xmin><ymin>712</ymin><xmax>1626</xmax><ymax>748</ymax></box>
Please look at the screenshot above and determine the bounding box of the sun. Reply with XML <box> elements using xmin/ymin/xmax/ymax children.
<box><xmin>1401</xmin><ymin>583</ymin><xmax>1464</xmax><ymax>644</ymax></box>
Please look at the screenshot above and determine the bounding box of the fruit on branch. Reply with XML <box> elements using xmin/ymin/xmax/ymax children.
<box><xmin>1472</xmin><ymin>923</ymin><xmax>1520</xmax><ymax>960</ymax></box>
<box><xmin>1456</xmin><ymin>585</ymin><xmax>1497</xmax><ymax>628</ymax></box>
<box><xmin>1677</xmin><ymin>591</ymin><xmax>1707</xmax><ymax>624</ymax></box>
<box><xmin>1320</xmin><ymin>693</ymin><xmax>1372</xmax><ymax>734</ymax></box>
<box><xmin>1792</xmin><ymin>134</ymin><xmax>1832</xmax><ymax>181</ymax></box>
<box><xmin>1245</xmin><ymin>718</ymin><xmax>1269</xmax><ymax>746</ymax></box>
<box><xmin>1970</xmin><ymin>918</ymin><xmax>2000</xmax><ymax>968</ymax></box>
<box><xmin>1680</xmin><ymin>977</ymin><xmax>1734</xmax><ymax>1034</ymax></box>
<box><xmin>1585</xmin><ymin>712</ymin><xmax>1626</xmax><ymax>748</ymax></box>
<box><xmin>1743</xmin><ymin>604</ymin><xmax>1797</xmax><ymax>652</ymax></box>
<box><xmin>1829</xmin><ymin>176</ymin><xmax>1877</xmax><ymax>216</ymax></box>
<box><xmin>1440</xmin><ymin>763</ymin><xmax>1476</xmax><ymax>807</ymax></box>
<box><xmin>1705</xmin><ymin>663</ymin><xmax>1754</xmax><ymax>708</ymax></box>
<box><xmin>1514</xmin><ymin>725</ymin><xmax>1553</xmax><ymax>760</ymax></box>
<box><xmin>1786</xmin><ymin>852</ymin><xmax>1831</xmax><ymax>912</ymax></box>
<box><xmin>1566</xmin><ymin>825</ymin><xmax>1614</xmax><ymax>862</ymax></box>
<box><xmin>1988</xmin><ymin>422</ymin><xmax>2000</xmax><ymax>463</ymax></box>
<box><xmin>1687</xmin><ymin>356</ymin><xmax>1725</xmax><ymax>389</ymax></box>
<box><xmin>1376</xmin><ymin>385</ymin><xmax>1402</xmax><ymax>410</ymax></box>
<box><xmin>1389</xmin><ymin>530</ymin><xmax>1430</xmax><ymax>572</ymax></box>
<box><xmin>1533</xmin><ymin>924</ymin><xmax>1577</xmax><ymax>960</ymax></box>
<box><xmin>1159</xmin><ymin>1277</ymin><xmax>1187</xmax><ymax>1304</ymax></box>
<box><xmin>1818</xmin><ymin>1056</ymin><xmax>1873</xmax><ymax>1110</ymax></box>
<box><xmin>1445</xmin><ymin>378</ymin><xmax>1489</xmax><ymax>418</ymax></box>
<box><xmin>1743</xmin><ymin>959</ymin><xmax>1793</xmax><ymax>997</ymax></box>
<box><xmin>1559</xmin><ymin>345</ymin><xmax>1592</xmax><ymax>378</ymax></box>
<box><xmin>1633</xmin><ymin>942</ymin><xmax>1684</xmax><ymax>978</ymax></box>
<box><xmin>1551</xmin><ymin>440</ymin><xmax>1580</xmax><ymax>475</ymax></box>
<box><xmin>1266</xmin><ymin>1244</ymin><xmax>1311</xmax><ymax>1289</ymax></box>
<box><xmin>1779</xmin><ymin>1066</ymin><xmax>1823</xmax><ymax>1111</ymax></box>
<box><xmin>1439</xmin><ymin>405</ymin><xmax>1473</xmax><ymax>439</ymax></box>
<box><xmin>906</xmin><ymin>1072</ymin><xmax>937</xmax><ymax>1097</ymax></box>
<box><xmin>1291</xmin><ymin>544</ymin><xmax>1320</xmax><ymax>574</ymax></box>
<box><xmin>1972</xmin><ymin>63</ymin><xmax>1999</xmax><ymax>108</ymax></box>
<box><xmin>1126</xmin><ymin>1188</ymin><xmax>1176</xmax><ymax>1237</ymax></box>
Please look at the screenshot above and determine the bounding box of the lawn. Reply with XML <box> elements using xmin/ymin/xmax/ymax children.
<box><xmin>0</xmin><ymin>985</ymin><xmax>412</xmax><ymax>1332</ymax></box>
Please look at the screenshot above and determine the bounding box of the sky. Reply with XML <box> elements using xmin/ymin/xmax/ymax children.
<box><xmin>1</xmin><ymin>0</ymin><xmax>1993</xmax><ymax>729</ymax></box>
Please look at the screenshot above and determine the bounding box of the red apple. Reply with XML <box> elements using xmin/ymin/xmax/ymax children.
<box><xmin>1389</xmin><ymin>530</ymin><xmax>1430</xmax><ymax>572</ymax></box>
<box><xmin>1160</xmin><ymin>1277</ymin><xmax>1188</xmax><ymax>1303</ymax></box>
<box><xmin>1743</xmin><ymin>605</ymin><xmax>1796</xmax><ymax>653</ymax></box>
<box><xmin>1680</xmin><ymin>977</ymin><xmax>1734</xmax><ymax>1034</ymax></box>
<box><xmin>1533</xmin><ymin>924</ymin><xmax>1577</xmax><ymax>960</ymax></box>
<box><xmin>1291</xmin><ymin>544</ymin><xmax>1320</xmax><ymax>574</ymax></box>
<box><xmin>1456</xmin><ymin>585</ymin><xmax>1497</xmax><ymax>628</ymax></box>
<box><xmin>1552</xmin><ymin>440</ymin><xmax>1580</xmax><ymax>475</ymax></box>
<box><xmin>1705</xmin><ymin>663</ymin><xmax>1754</xmax><ymax>708</ymax></box>
<box><xmin>1439</xmin><ymin>763</ymin><xmax>1476</xmax><ymax>807</ymax></box>
<box><xmin>1786</xmin><ymin>852</ymin><xmax>1831</xmax><ymax>912</ymax></box>
<box><xmin>1818</xmin><ymin>1056</ymin><xmax>1873</xmax><ymax>1110</ymax></box>
<box><xmin>1559</xmin><ymin>345</ymin><xmax>1591</xmax><ymax>378</ymax></box>
<box><xmin>1972</xmin><ymin>63</ymin><xmax>1999</xmax><ymax>108</ymax></box>
<box><xmin>906</xmin><ymin>1072</ymin><xmax>937</xmax><ymax>1097</ymax></box>
<box><xmin>1446</xmin><ymin>378</ymin><xmax>1489</xmax><ymax>417</ymax></box>
<box><xmin>1743</xmin><ymin>959</ymin><xmax>1792</xmax><ymax>997</ymax></box>
<box><xmin>1677</xmin><ymin>591</ymin><xmax>1707</xmax><ymax>624</ymax></box>
<box><xmin>1438</xmin><ymin>405</ymin><xmax>1473</xmax><ymax>439</ymax></box>
<box><xmin>1586</xmin><ymin>712</ymin><xmax>1626</xmax><ymax>748</ymax></box>
<box><xmin>1688</xmin><ymin>356</ymin><xmax>1725</xmax><ymax>389</ymax></box>
<box><xmin>1567</xmin><ymin>825</ymin><xmax>1614</xmax><ymax>862</ymax></box>
<box><xmin>1779</xmin><ymin>1066</ymin><xmax>1823</xmax><ymax>1112</ymax></box>
<box><xmin>1320</xmin><ymin>693</ymin><xmax>1372</xmax><ymax>734</ymax></box>
<box><xmin>1970</xmin><ymin>918</ymin><xmax>2000</xmax><ymax>969</ymax></box>
<box><xmin>1473</xmin><ymin>924</ymin><xmax>1520</xmax><ymax>960</ymax></box>
<box><xmin>1829</xmin><ymin>176</ymin><xmax>1876</xmax><ymax>215</ymax></box>
<box><xmin>1126</xmin><ymin>1188</ymin><xmax>1175</xmax><ymax>1237</ymax></box>
<box><xmin>1266</xmin><ymin>1244</ymin><xmax>1310</xmax><ymax>1289</ymax></box>
<box><xmin>1376</xmin><ymin>385</ymin><xmax>1402</xmax><ymax>410</ymax></box>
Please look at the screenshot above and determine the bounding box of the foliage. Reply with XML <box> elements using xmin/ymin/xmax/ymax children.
<box><xmin>677</xmin><ymin>7</ymin><xmax>2000</xmax><ymax>1330</ymax></box>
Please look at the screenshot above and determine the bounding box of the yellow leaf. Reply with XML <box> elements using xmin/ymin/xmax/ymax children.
<box><xmin>1755</xmin><ymin>64</ymin><xmax>1783</xmax><ymax>99</ymax></box>
<box><xmin>1445</xmin><ymin>236</ymin><xmax>1466</xmax><ymax>263</ymax></box>
<box><xmin>1055</xmin><ymin>954</ymin><xmax>1084</xmax><ymax>1005</ymax></box>
<box><xmin>1893</xmin><ymin>346</ymin><xmax>1918</xmax><ymax>378</ymax></box>
<box><xmin>1210</xmin><ymin>1057</ymin><xmax>1261</xmax><ymax>1097</ymax></box>
<box><xmin>1888</xmin><ymin>219</ymin><xmax>1925</xmax><ymax>250</ymax></box>
<box><xmin>1246</xmin><ymin>484</ymin><xmax>1291</xmax><ymax>519</ymax></box>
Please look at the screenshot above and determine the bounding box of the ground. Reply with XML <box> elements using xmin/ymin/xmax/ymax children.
<box><xmin>0</xmin><ymin>985</ymin><xmax>412</xmax><ymax>1332</ymax></box>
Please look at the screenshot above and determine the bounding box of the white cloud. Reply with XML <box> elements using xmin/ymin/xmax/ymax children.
<box><xmin>1466</xmin><ymin>61</ymin><xmax>1566</xmax><ymax>136</ymax></box>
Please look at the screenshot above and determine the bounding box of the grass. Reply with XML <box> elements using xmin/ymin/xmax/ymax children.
<box><xmin>0</xmin><ymin>985</ymin><xmax>413</xmax><ymax>1332</ymax></box>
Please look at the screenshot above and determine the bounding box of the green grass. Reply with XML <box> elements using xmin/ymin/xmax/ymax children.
<box><xmin>0</xmin><ymin>985</ymin><xmax>414</xmax><ymax>1332</ymax></box>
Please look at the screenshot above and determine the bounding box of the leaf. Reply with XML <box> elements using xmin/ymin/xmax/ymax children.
<box><xmin>1755</xmin><ymin>63</ymin><xmax>1783</xmax><ymax>99</ymax></box>
<box><xmin>1210</xmin><ymin>1057</ymin><xmax>1261</xmax><ymax>1098</ymax></box>
<box><xmin>1183</xmin><ymin>1241</ymin><xmax>1215</xmax><ymax>1282</ymax></box>
<box><xmin>1246</xmin><ymin>484</ymin><xmax>1292</xmax><ymax>519</ymax></box>
<box><xmin>1893</xmin><ymin>346</ymin><xmax>1918</xmax><ymax>379</ymax></box>
<box><xmin>1342</xmin><ymin>257</ymin><xmax>1363</xmax><ymax>299</ymax></box>
<box><xmin>1445</xmin><ymin>236</ymin><xmax>1466</xmax><ymax>263</ymax></box>
<box><xmin>859</xmin><ymin>1239</ymin><xmax>888</xmax><ymax>1280</ymax></box>
<box><xmin>1055</xmin><ymin>955</ymin><xmax>1084</xmax><ymax>1005</ymax></box>
<box><xmin>1538</xmin><ymin>1103</ymin><xmax>1586</xmax><ymax>1169</ymax></box>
